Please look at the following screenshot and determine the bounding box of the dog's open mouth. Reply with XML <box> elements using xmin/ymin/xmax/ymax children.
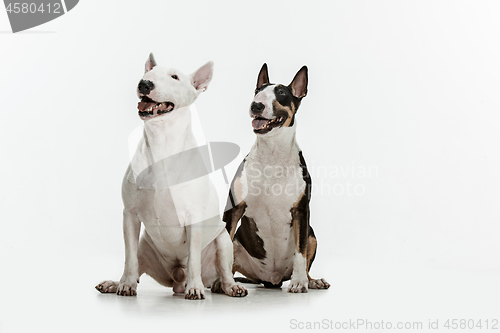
<box><xmin>252</xmin><ymin>116</ymin><xmax>285</xmax><ymax>134</ymax></box>
<box><xmin>138</xmin><ymin>96</ymin><xmax>175</xmax><ymax>119</ymax></box>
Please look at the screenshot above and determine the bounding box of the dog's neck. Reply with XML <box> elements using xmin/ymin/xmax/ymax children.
<box><xmin>143</xmin><ymin>106</ymin><xmax>197</xmax><ymax>158</ymax></box>
<box><xmin>252</xmin><ymin>123</ymin><xmax>299</xmax><ymax>163</ymax></box>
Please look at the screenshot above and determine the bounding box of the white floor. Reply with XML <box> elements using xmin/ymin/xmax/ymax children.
<box><xmin>1</xmin><ymin>255</ymin><xmax>498</xmax><ymax>333</ymax></box>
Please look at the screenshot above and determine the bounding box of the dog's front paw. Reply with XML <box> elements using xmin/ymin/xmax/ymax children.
<box><xmin>211</xmin><ymin>280</ymin><xmax>248</xmax><ymax>297</ymax></box>
<box><xmin>185</xmin><ymin>280</ymin><xmax>205</xmax><ymax>300</ymax></box>
<box><xmin>227</xmin><ymin>284</ymin><xmax>248</xmax><ymax>297</ymax></box>
<box><xmin>117</xmin><ymin>282</ymin><xmax>137</xmax><ymax>296</ymax></box>
<box><xmin>95</xmin><ymin>280</ymin><xmax>118</xmax><ymax>293</ymax></box>
<box><xmin>288</xmin><ymin>279</ymin><xmax>309</xmax><ymax>293</ymax></box>
<box><xmin>117</xmin><ymin>277</ymin><xmax>138</xmax><ymax>296</ymax></box>
<box><xmin>185</xmin><ymin>287</ymin><xmax>205</xmax><ymax>300</ymax></box>
<box><xmin>309</xmin><ymin>278</ymin><xmax>330</xmax><ymax>289</ymax></box>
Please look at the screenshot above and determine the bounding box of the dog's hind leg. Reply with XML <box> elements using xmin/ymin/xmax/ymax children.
<box><xmin>211</xmin><ymin>231</ymin><xmax>248</xmax><ymax>297</ymax></box>
<box><xmin>306</xmin><ymin>226</ymin><xmax>330</xmax><ymax>290</ymax></box>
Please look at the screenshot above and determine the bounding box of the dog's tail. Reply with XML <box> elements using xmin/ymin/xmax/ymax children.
<box><xmin>172</xmin><ymin>266</ymin><xmax>186</xmax><ymax>284</ymax></box>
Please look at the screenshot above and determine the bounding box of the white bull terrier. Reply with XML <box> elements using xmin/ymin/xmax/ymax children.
<box><xmin>96</xmin><ymin>53</ymin><xmax>247</xmax><ymax>300</ymax></box>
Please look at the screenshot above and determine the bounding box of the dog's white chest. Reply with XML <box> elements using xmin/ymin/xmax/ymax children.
<box><xmin>242</xmin><ymin>147</ymin><xmax>305</xmax><ymax>219</ymax></box>
<box><xmin>239</xmin><ymin>146</ymin><xmax>306</xmax><ymax>275</ymax></box>
<box><xmin>122</xmin><ymin>111</ymin><xmax>225</xmax><ymax>257</ymax></box>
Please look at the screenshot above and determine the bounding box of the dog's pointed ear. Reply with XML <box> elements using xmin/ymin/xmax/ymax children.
<box><xmin>191</xmin><ymin>61</ymin><xmax>214</xmax><ymax>93</ymax></box>
<box><xmin>145</xmin><ymin>53</ymin><xmax>157</xmax><ymax>73</ymax></box>
<box><xmin>289</xmin><ymin>66</ymin><xmax>308</xmax><ymax>99</ymax></box>
<box><xmin>256</xmin><ymin>63</ymin><xmax>269</xmax><ymax>91</ymax></box>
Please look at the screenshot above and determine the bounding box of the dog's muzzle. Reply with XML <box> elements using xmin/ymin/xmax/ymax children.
<box><xmin>251</xmin><ymin>115</ymin><xmax>286</xmax><ymax>134</ymax></box>
<box><xmin>138</xmin><ymin>96</ymin><xmax>175</xmax><ymax>119</ymax></box>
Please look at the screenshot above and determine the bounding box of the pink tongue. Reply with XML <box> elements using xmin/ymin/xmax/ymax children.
<box><xmin>252</xmin><ymin>118</ymin><xmax>268</xmax><ymax>129</ymax></box>
<box><xmin>138</xmin><ymin>101</ymin><xmax>156</xmax><ymax>111</ymax></box>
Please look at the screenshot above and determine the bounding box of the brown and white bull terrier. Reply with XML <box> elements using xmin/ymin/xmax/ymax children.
<box><xmin>223</xmin><ymin>64</ymin><xmax>330</xmax><ymax>293</ymax></box>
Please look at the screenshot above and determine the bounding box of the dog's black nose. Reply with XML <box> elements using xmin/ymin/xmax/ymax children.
<box><xmin>138</xmin><ymin>80</ymin><xmax>155</xmax><ymax>95</ymax></box>
<box><xmin>251</xmin><ymin>102</ymin><xmax>265</xmax><ymax>114</ymax></box>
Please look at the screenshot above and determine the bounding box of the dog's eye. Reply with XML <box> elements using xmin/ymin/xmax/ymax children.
<box><xmin>278</xmin><ymin>90</ymin><xmax>286</xmax><ymax>96</ymax></box>
<box><xmin>171</xmin><ymin>75</ymin><xmax>179</xmax><ymax>80</ymax></box>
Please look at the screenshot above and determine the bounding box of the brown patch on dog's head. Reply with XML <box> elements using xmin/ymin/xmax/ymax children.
<box><xmin>272</xmin><ymin>98</ymin><xmax>294</xmax><ymax>127</ymax></box>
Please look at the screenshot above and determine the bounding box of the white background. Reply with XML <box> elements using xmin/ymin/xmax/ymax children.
<box><xmin>0</xmin><ymin>1</ymin><xmax>499</xmax><ymax>332</ymax></box>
